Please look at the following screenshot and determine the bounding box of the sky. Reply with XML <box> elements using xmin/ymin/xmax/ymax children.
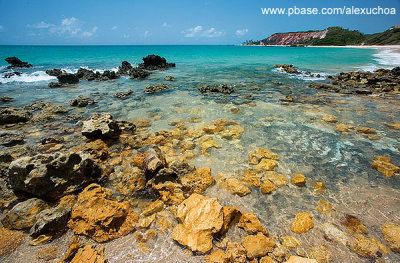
<box><xmin>0</xmin><ymin>0</ymin><xmax>399</xmax><ymax>45</ymax></box>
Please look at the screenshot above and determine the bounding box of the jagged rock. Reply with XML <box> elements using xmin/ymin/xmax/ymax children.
<box><xmin>248</xmin><ymin>148</ymin><xmax>279</xmax><ymax>164</ymax></box>
<box><xmin>114</xmin><ymin>90</ymin><xmax>133</xmax><ymax>99</ymax></box>
<box><xmin>275</xmin><ymin>64</ymin><xmax>301</xmax><ymax>74</ymax></box>
<box><xmin>69</xmin><ymin>244</ymin><xmax>107</xmax><ymax>263</ymax></box>
<box><xmin>68</xmin><ymin>184</ymin><xmax>138</xmax><ymax>242</ymax></box>
<box><xmin>57</xmin><ymin>73</ymin><xmax>79</xmax><ymax>84</ymax></box>
<box><xmin>382</xmin><ymin>222</ymin><xmax>400</xmax><ymax>253</ymax></box>
<box><xmin>0</xmin><ymin>107</ymin><xmax>32</xmax><ymax>124</ymax></box>
<box><xmin>0</xmin><ymin>131</ymin><xmax>24</xmax><ymax>146</ymax></box>
<box><xmin>238</xmin><ymin>212</ymin><xmax>268</xmax><ymax>235</ymax></box>
<box><xmin>0</xmin><ymin>227</ymin><xmax>25</xmax><ymax>256</ymax></box>
<box><xmin>180</xmin><ymin>167</ymin><xmax>215</xmax><ymax>194</ymax></box>
<box><xmin>260</xmin><ymin>180</ymin><xmax>277</xmax><ymax>194</ymax></box>
<box><xmin>8</xmin><ymin>152</ymin><xmax>101</xmax><ymax>201</ymax></box>
<box><xmin>36</xmin><ymin>245</ymin><xmax>59</xmax><ymax>261</ymax></box>
<box><xmin>81</xmin><ymin>113</ymin><xmax>121</xmax><ymax>140</ymax></box>
<box><xmin>350</xmin><ymin>234</ymin><xmax>386</xmax><ymax>258</ymax></box>
<box><xmin>218</xmin><ymin>176</ymin><xmax>251</xmax><ymax>196</ymax></box>
<box><xmin>291</xmin><ymin>173</ymin><xmax>306</xmax><ymax>186</ymax></box>
<box><xmin>291</xmin><ymin>212</ymin><xmax>314</xmax><ymax>234</ymax></box>
<box><xmin>25</xmin><ymin>101</ymin><xmax>68</xmax><ymax>122</ymax></box>
<box><xmin>76</xmin><ymin>68</ymin><xmax>118</xmax><ymax>81</ymax></box>
<box><xmin>29</xmin><ymin>206</ymin><xmax>71</xmax><ymax>238</ymax></box>
<box><xmin>371</xmin><ymin>156</ymin><xmax>399</xmax><ymax>178</ymax></box>
<box><xmin>5</xmin><ymin>57</ymin><xmax>32</xmax><ymax>68</ymax></box>
<box><xmin>341</xmin><ymin>215</ymin><xmax>367</xmax><ymax>234</ymax></box>
<box><xmin>281</xmin><ymin>236</ymin><xmax>301</xmax><ymax>249</ymax></box>
<box><xmin>198</xmin><ymin>84</ymin><xmax>234</xmax><ymax>94</ymax></box>
<box><xmin>1</xmin><ymin>198</ymin><xmax>50</xmax><ymax>230</ymax></box>
<box><xmin>129</xmin><ymin>67</ymin><xmax>150</xmax><ymax>79</ymax></box>
<box><xmin>117</xmin><ymin>61</ymin><xmax>134</xmax><ymax>75</ymax></box>
<box><xmin>316</xmin><ymin>200</ymin><xmax>332</xmax><ymax>213</ymax></box>
<box><xmin>241</xmin><ymin>232</ymin><xmax>275</xmax><ymax>259</ymax></box>
<box><xmin>322</xmin><ymin>115</ymin><xmax>338</xmax><ymax>123</ymax></box>
<box><xmin>307</xmin><ymin>245</ymin><xmax>333</xmax><ymax>263</ymax></box>
<box><xmin>0</xmin><ymin>97</ymin><xmax>14</xmax><ymax>103</ymax></box>
<box><xmin>313</xmin><ymin>182</ymin><xmax>326</xmax><ymax>195</ymax></box>
<box><xmin>172</xmin><ymin>194</ymin><xmax>224</xmax><ymax>253</ymax></box>
<box><xmin>45</xmin><ymin>69</ymin><xmax>64</xmax><ymax>77</ymax></box>
<box><xmin>165</xmin><ymin>76</ymin><xmax>175</xmax><ymax>81</ymax></box>
<box><xmin>226</xmin><ymin>242</ymin><xmax>247</xmax><ymax>263</ymax></box>
<box><xmin>70</xmin><ymin>95</ymin><xmax>96</xmax><ymax>107</ymax></box>
<box><xmin>205</xmin><ymin>250</ymin><xmax>229</xmax><ymax>263</ymax></box>
<box><xmin>142</xmin><ymin>200</ymin><xmax>165</xmax><ymax>216</ymax></box>
<box><xmin>145</xmin><ymin>84</ymin><xmax>169</xmax><ymax>94</ymax></box>
<box><xmin>3</xmin><ymin>72</ymin><xmax>22</xmax><ymax>78</ymax></box>
<box><xmin>143</xmin><ymin>146</ymin><xmax>167</xmax><ymax>180</ymax></box>
<box><xmin>286</xmin><ymin>256</ymin><xmax>317</xmax><ymax>263</ymax></box>
<box><xmin>139</xmin><ymin>54</ymin><xmax>175</xmax><ymax>70</ymax></box>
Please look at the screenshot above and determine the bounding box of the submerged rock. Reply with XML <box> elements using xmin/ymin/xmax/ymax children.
<box><xmin>371</xmin><ymin>156</ymin><xmax>399</xmax><ymax>178</ymax></box>
<box><xmin>290</xmin><ymin>212</ymin><xmax>314</xmax><ymax>234</ymax></box>
<box><xmin>198</xmin><ymin>84</ymin><xmax>235</xmax><ymax>94</ymax></box>
<box><xmin>70</xmin><ymin>95</ymin><xmax>96</xmax><ymax>107</ymax></box>
<box><xmin>275</xmin><ymin>64</ymin><xmax>301</xmax><ymax>74</ymax></box>
<box><xmin>1</xmin><ymin>198</ymin><xmax>50</xmax><ymax>230</ymax></box>
<box><xmin>139</xmin><ymin>54</ymin><xmax>175</xmax><ymax>70</ymax></box>
<box><xmin>0</xmin><ymin>131</ymin><xmax>24</xmax><ymax>147</ymax></box>
<box><xmin>165</xmin><ymin>76</ymin><xmax>175</xmax><ymax>81</ymax></box>
<box><xmin>68</xmin><ymin>184</ymin><xmax>138</xmax><ymax>242</ymax></box>
<box><xmin>45</xmin><ymin>68</ymin><xmax>64</xmax><ymax>77</ymax></box>
<box><xmin>382</xmin><ymin>222</ymin><xmax>400</xmax><ymax>253</ymax></box>
<box><xmin>57</xmin><ymin>73</ymin><xmax>79</xmax><ymax>84</ymax></box>
<box><xmin>0</xmin><ymin>107</ymin><xmax>32</xmax><ymax>125</ymax></box>
<box><xmin>0</xmin><ymin>227</ymin><xmax>25</xmax><ymax>256</ymax></box>
<box><xmin>238</xmin><ymin>212</ymin><xmax>268</xmax><ymax>235</ymax></box>
<box><xmin>8</xmin><ymin>152</ymin><xmax>101</xmax><ymax>201</ymax></box>
<box><xmin>291</xmin><ymin>173</ymin><xmax>306</xmax><ymax>186</ymax></box>
<box><xmin>0</xmin><ymin>97</ymin><xmax>14</xmax><ymax>103</ymax></box>
<box><xmin>241</xmin><ymin>232</ymin><xmax>275</xmax><ymax>259</ymax></box>
<box><xmin>81</xmin><ymin>113</ymin><xmax>121</xmax><ymax>140</ymax></box>
<box><xmin>218</xmin><ymin>175</ymin><xmax>251</xmax><ymax>196</ymax></box>
<box><xmin>5</xmin><ymin>57</ymin><xmax>32</xmax><ymax>68</ymax></box>
<box><xmin>172</xmin><ymin>194</ymin><xmax>224</xmax><ymax>254</ymax></box>
<box><xmin>69</xmin><ymin>244</ymin><xmax>107</xmax><ymax>263</ymax></box>
<box><xmin>145</xmin><ymin>84</ymin><xmax>169</xmax><ymax>94</ymax></box>
<box><xmin>350</xmin><ymin>234</ymin><xmax>386</xmax><ymax>258</ymax></box>
<box><xmin>114</xmin><ymin>90</ymin><xmax>133</xmax><ymax>99</ymax></box>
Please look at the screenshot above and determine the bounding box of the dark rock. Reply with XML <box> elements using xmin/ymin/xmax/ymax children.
<box><xmin>41</xmin><ymin>137</ymin><xmax>64</xmax><ymax>145</ymax></box>
<box><xmin>139</xmin><ymin>55</ymin><xmax>175</xmax><ymax>70</ymax></box>
<box><xmin>0</xmin><ymin>97</ymin><xmax>14</xmax><ymax>103</ymax></box>
<box><xmin>281</xmin><ymin>95</ymin><xmax>295</xmax><ymax>102</ymax></box>
<box><xmin>169</xmin><ymin>161</ymin><xmax>195</xmax><ymax>177</ymax></box>
<box><xmin>117</xmin><ymin>61</ymin><xmax>134</xmax><ymax>75</ymax></box>
<box><xmin>115</xmin><ymin>90</ymin><xmax>133</xmax><ymax>99</ymax></box>
<box><xmin>57</xmin><ymin>73</ymin><xmax>79</xmax><ymax>84</ymax></box>
<box><xmin>101</xmin><ymin>70</ymin><xmax>118</xmax><ymax>80</ymax></box>
<box><xmin>76</xmin><ymin>68</ymin><xmax>97</xmax><ymax>81</ymax></box>
<box><xmin>153</xmin><ymin>168</ymin><xmax>177</xmax><ymax>184</ymax></box>
<box><xmin>45</xmin><ymin>69</ymin><xmax>64</xmax><ymax>77</ymax></box>
<box><xmin>0</xmin><ymin>131</ymin><xmax>24</xmax><ymax>147</ymax></box>
<box><xmin>70</xmin><ymin>95</ymin><xmax>96</xmax><ymax>107</ymax></box>
<box><xmin>165</xmin><ymin>76</ymin><xmax>175</xmax><ymax>81</ymax></box>
<box><xmin>3</xmin><ymin>72</ymin><xmax>21</xmax><ymax>78</ymax></box>
<box><xmin>143</xmin><ymin>146</ymin><xmax>167</xmax><ymax>180</ymax></box>
<box><xmin>5</xmin><ymin>57</ymin><xmax>32</xmax><ymax>68</ymax></box>
<box><xmin>0</xmin><ymin>108</ymin><xmax>32</xmax><ymax>125</ymax></box>
<box><xmin>8</xmin><ymin>152</ymin><xmax>101</xmax><ymax>201</ymax></box>
<box><xmin>25</xmin><ymin>101</ymin><xmax>68</xmax><ymax>123</ymax></box>
<box><xmin>29</xmin><ymin>206</ymin><xmax>71</xmax><ymax>238</ymax></box>
<box><xmin>48</xmin><ymin>82</ymin><xmax>62</xmax><ymax>88</ymax></box>
<box><xmin>129</xmin><ymin>67</ymin><xmax>150</xmax><ymax>79</ymax></box>
<box><xmin>81</xmin><ymin>113</ymin><xmax>121</xmax><ymax>140</ymax></box>
<box><xmin>274</xmin><ymin>64</ymin><xmax>301</xmax><ymax>74</ymax></box>
<box><xmin>116</xmin><ymin>120</ymin><xmax>136</xmax><ymax>133</ymax></box>
<box><xmin>198</xmin><ymin>84</ymin><xmax>235</xmax><ymax>94</ymax></box>
<box><xmin>145</xmin><ymin>84</ymin><xmax>169</xmax><ymax>94</ymax></box>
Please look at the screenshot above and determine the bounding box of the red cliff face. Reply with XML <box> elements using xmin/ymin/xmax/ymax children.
<box><xmin>262</xmin><ymin>29</ymin><xmax>328</xmax><ymax>45</ymax></box>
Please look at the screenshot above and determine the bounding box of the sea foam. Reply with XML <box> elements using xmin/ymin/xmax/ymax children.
<box><xmin>0</xmin><ymin>71</ymin><xmax>57</xmax><ymax>84</ymax></box>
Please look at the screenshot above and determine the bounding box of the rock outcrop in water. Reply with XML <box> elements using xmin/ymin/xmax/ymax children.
<box><xmin>70</xmin><ymin>95</ymin><xmax>96</xmax><ymax>107</ymax></box>
<box><xmin>5</xmin><ymin>57</ymin><xmax>32</xmax><ymax>68</ymax></box>
<box><xmin>139</xmin><ymin>54</ymin><xmax>176</xmax><ymax>70</ymax></box>
<box><xmin>0</xmin><ymin>107</ymin><xmax>32</xmax><ymax>125</ymax></box>
<box><xmin>198</xmin><ymin>84</ymin><xmax>235</xmax><ymax>94</ymax></box>
<box><xmin>81</xmin><ymin>113</ymin><xmax>122</xmax><ymax>140</ymax></box>
<box><xmin>8</xmin><ymin>152</ymin><xmax>101</xmax><ymax>201</ymax></box>
<box><xmin>45</xmin><ymin>69</ymin><xmax>64</xmax><ymax>77</ymax></box>
<box><xmin>145</xmin><ymin>84</ymin><xmax>169</xmax><ymax>94</ymax></box>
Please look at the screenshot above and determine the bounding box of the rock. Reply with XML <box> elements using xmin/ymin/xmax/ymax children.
<box><xmin>200</xmin><ymin>136</ymin><xmax>220</xmax><ymax>156</ymax></box>
<box><xmin>5</xmin><ymin>57</ymin><xmax>32</xmax><ymax>68</ymax></box>
<box><xmin>275</xmin><ymin>64</ymin><xmax>301</xmax><ymax>74</ymax></box>
<box><xmin>0</xmin><ymin>107</ymin><xmax>32</xmax><ymax>124</ymax></box>
<box><xmin>291</xmin><ymin>174</ymin><xmax>306</xmax><ymax>186</ymax></box>
<box><xmin>45</xmin><ymin>68</ymin><xmax>64</xmax><ymax>77</ymax></box>
<box><xmin>307</xmin><ymin>245</ymin><xmax>333</xmax><ymax>263</ymax></box>
<box><xmin>0</xmin><ymin>227</ymin><xmax>25</xmax><ymax>256</ymax></box>
<box><xmin>260</xmin><ymin>180</ymin><xmax>277</xmax><ymax>194</ymax></box>
<box><xmin>139</xmin><ymin>54</ymin><xmax>175</xmax><ymax>70</ymax></box>
<box><xmin>281</xmin><ymin>236</ymin><xmax>301</xmax><ymax>249</ymax></box>
<box><xmin>0</xmin><ymin>97</ymin><xmax>14</xmax><ymax>103</ymax></box>
<box><xmin>143</xmin><ymin>146</ymin><xmax>167</xmax><ymax>180</ymax></box>
<box><xmin>225</xmin><ymin>242</ymin><xmax>247</xmax><ymax>263</ymax></box>
<box><xmin>145</xmin><ymin>84</ymin><xmax>169</xmax><ymax>94</ymax></box>
<box><xmin>76</xmin><ymin>68</ymin><xmax>118</xmax><ymax>81</ymax></box>
<box><xmin>218</xmin><ymin>177</ymin><xmax>251</xmax><ymax>196</ymax></box>
<box><xmin>290</xmin><ymin>212</ymin><xmax>314</xmax><ymax>234</ymax></box>
<box><xmin>371</xmin><ymin>156</ymin><xmax>399</xmax><ymax>178</ymax></box>
<box><xmin>248</xmin><ymin>148</ymin><xmax>279</xmax><ymax>164</ymax></box>
<box><xmin>382</xmin><ymin>222</ymin><xmax>400</xmax><ymax>253</ymax></box>
<box><xmin>322</xmin><ymin>223</ymin><xmax>351</xmax><ymax>246</ymax></box>
<box><xmin>165</xmin><ymin>76</ymin><xmax>175</xmax><ymax>81</ymax></box>
<box><xmin>29</xmin><ymin>206</ymin><xmax>71</xmax><ymax>238</ymax></box>
<box><xmin>117</xmin><ymin>61</ymin><xmax>134</xmax><ymax>75</ymax></box>
<box><xmin>260</xmin><ymin>256</ymin><xmax>274</xmax><ymax>263</ymax></box>
<box><xmin>171</xmin><ymin>194</ymin><xmax>224</xmax><ymax>254</ymax></box>
<box><xmin>70</xmin><ymin>244</ymin><xmax>107</xmax><ymax>263</ymax></box>
<box><xmin>205</xmin><ymin>250</ymin><xmax>230</xmax><ymax>263</ymax></box>
<box><xmin>350</xmin><ymin>234</ymin><xmax>382</xmax><ymax>258</ymax></box>
<box><xmin>29</xmin><ymin>234</ymin><xmax>52</xmax><ymax>246</ymax></box>
<box><xmin>0</xmin><ymin>131</ymin><xmax>24</xmax><ymax>146</ymax></box>
<box><xmin>115</xmin><ymin>90</ymin><xmax>133</xmax><ymax>99</ymax></box>
<box><xmin>356</xmin><ymin>127</ymin><xmax>376</xmax><ymax>134</ymax></box>
<box><xmin>238</xmin><ymin>212</ymin><xmax>268</xmax><ymax>235</ymax></box>
<box><xmin>57</xmin><ymin>73</ymin><xmax>79</xmax><ymax>84</ymax></box>
<box><xmin>136</xmin><ymin>119</ymin><xmax>152</xmax><ymax>128</ymax></box>
<box><xmin>142</xmin><ymin>200</ymin><xmax>165</xmax><ymax>216</ymax></box>
<box><xmin>316</xmin><ymin>200</ymin><xmax>332</xmax><ymax>213</ymax></box>
<box><xmin>48</xmin><ymin>82</ymin><xmax>62</xmax><ymax>88</ymax></box>
<box><xmin>285</xmin><ymin>256</ymin><xmax>317</xmax><ymax>263</ymax></box>
<box><xmin>241</xmin><ymin>232</ymin><xmax>275</xmax><ymax>259</ymax></box>
<box><xmin>322</xmin><ymin>115</ymin><xmax>338</xmax><ymax>123</ymax></box>
<box><xmin>198</xmin><ymin>84</ymin><xmax>234</xmax><ymax>94</ymax></box>
<box><xmin>262</xmin><ymin>171</ymin><xmax>288</xmax><ymax>187</ymax></box>
<box><xmin>36</xmin><ymin>245</ymin><xmax>58</xmax><ymax>261</ymax></box>
<box><xmin>81</xmin><ymin>113</ymin><xmax>121</xmax><ymax>140</ymax></box>
<box><xmin>341</xmin><ymin>215</ymin><xmax>367</xmax><ymax>234</ymax></box>
<box><xmin>3</xmin><ymin>72</ymin><xmax>21</xmax><ymax>78</ymax></box>
<box><xmin>8</xmin><ymin>152</ymin><xmax>101</xmax><ymax>201</ymax></box>
<box><xmin>180</xmin><ymin>167</ymin><xmax>215</xmax><ymax>194</ymax></box>
<box><xmin>68</xmin><ymin>184</ymin><xmax>138</xmax><ymax>242</ymax></box>
<box><xmin>219</xmin><ymin>207</ymin><xmax>242</xmax><ymax>235</ymax></box>
<box><xmin>313</xmin><ymin>182</ymin><xmax>326</xmax><ymax>195</ymax></box>
<box><xmin>256</xmin><ymin>159</ymin><xmax>278</xmax><ymax>171</ymax></box>
<box><xmin>70</xmin><ymin>95</ymin><xmax>96</xmax><ymax>107</ymax></box>
<box><xmin>1</xmin><ymin>198</ymin><xmax>50</xmax><ymax>230</ymax></box>
<box><xmin>335</xmin><ymin>123</ymin><xmax>354</xmax><ymax>132</ymax></box>
<box><xmin>281</xmin><ymin>95</ymin><xmax>295</xmax><ymax>103</ymax></box>
<box><xmin>129</xmin><ymin>67</ymin><xmax>150</xmax><ymax>79</ymax></box>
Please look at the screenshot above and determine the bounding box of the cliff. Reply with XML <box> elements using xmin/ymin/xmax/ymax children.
<box><xmin>262</xmin><ymin>30</ymin><xmax>328</xmax><ymax>46</ymax></box>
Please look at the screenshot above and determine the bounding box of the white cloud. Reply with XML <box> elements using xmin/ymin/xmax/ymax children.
<box><xmin>50</xmin><ymin>17</ymin><xmax>81</xmax><ymax>36</ymax></box>
<box><xmin>30</xmin><ymin>21</ymin><xmax>55</xmax><ymax>29</ymax></box>
<box><xmin>183</xmin><ymin>25</ymin><xmax>223</xmax><ymax>38</ymax></box>
<box><xmin>162</xmin><ymin>22</ymin><xmax>171</xmax><ymax>28</ymax></box>
<box><xmin>0</xmin><ymin>25</ymin><xmax>4</xmax><ymax>32</ymax></box>
<box><xmin>112</xmin><ymin>26</ymin><xmax>118</xmax><ymax>30</ymax></box>
<box><xmin>82</xmin><ymin>26</ymin><xmax>98</xmax><ymax>37</ymax></box>
<box><xmin>144</xmin><ymin>30</ymin><xmax>152</xmax><ymax>38</ymax></box>
<box><xmin>236</xmin><ymin>28</ymin><xmax>248</xmax><ymax>36</ymax></box>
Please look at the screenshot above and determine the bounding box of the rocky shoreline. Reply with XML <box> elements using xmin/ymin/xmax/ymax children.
<box><xmin>0</xmin><ymin>56</ymin><xmax>399</xmax><ymax>263</ymax></box>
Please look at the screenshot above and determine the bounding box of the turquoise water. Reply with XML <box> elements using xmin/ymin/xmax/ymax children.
<box><xmin>1</xmin><ymin>45</ymin><xmax>400</xmax><ymax>263</ymax></box>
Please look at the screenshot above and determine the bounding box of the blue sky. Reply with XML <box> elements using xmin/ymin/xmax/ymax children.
<box><xmin>0</xmin><ymin>0</ymin><xmax>399</xmax><ymax>45</ymax></box>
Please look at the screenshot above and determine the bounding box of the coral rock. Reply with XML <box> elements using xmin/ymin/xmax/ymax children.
<box><xmin>285</xmin><ymin>256</ymin><xmax>317</xmax><ymax>263</ymax></box>
<box><xmin>70</xmin><ymin>244</ymin><xmax>107</xmax><ymax>263</ymax></box>
<box><xmin>313</xmin><ymin>182</ymin><xmax>326</xmax><ymax>195</ymax></box>
<box><xmin>238</xmin><ymin>212</ymin><xmax>268</xmax><ymax>235</ymax></box>
<box><xmin>226</xmin><ymin>242</ymin><xmax>247</xmax><ymax>263</ymax></box>
<box><xmin>248</xmin><ymin>148</ymin><xmax>279</xmax><ymax>164</ymax></box>
<box><xmin>382</xmin><ymin>222</ymin><xmax>400</xmax><ymax>253</ymax></box>
<box><xmin>290</xmin><ymin>212</ymin><xmax>314</xmax><ymax>234</ymax></box>
<box><xmin>260</xmin><ymin>180</ymin><xmax>277</xmax><ymax>194</ymax></box>
<box><xmin>281</xmin><ymin>236</ymin><xmax>301</xmax><ymax>249</ymax></box>
<box><xmin>371</xmin><ymin>156</ymin><xmax>399</xmax><ymax>178</ymax></box>
<box><xmin>307</xmin><ymin>245</ymin><xmax>333</xmax><ymax>263</ymax></box>
<box><xmin>291</xmin><ymin>174</ymin><xmax>306</xmax><ymax>186</ymax></box>
<box><xmin>219</xmin><ymin>177</ymin><xmax>251</xmax><ymax>197</ymax></box>
<box><xmin>205</xmin><ymin>250</ymin><xmax>230</xmax><ymax>263</ymax></box>
<box><xmin>256</xmin><ymin>159</ymin><xmax>278</xmax><ymax>171</ymax></box>
<box><xmin>241</xmin><ymin>232</ymin><xmax>275</xmax><ymax>259</ymax></box>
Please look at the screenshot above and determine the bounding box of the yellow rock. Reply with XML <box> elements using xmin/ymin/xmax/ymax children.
<box><xmin>256</xmin><ymin>159</ymin><xmax>278</xmax><ymax>171</ymax></box>
<box><xmin>186</xmin><ymin>128</ymin><xmax>205</xmax><ymax>139</ymax></box>
<box><xmin>172</xmin><ymin>194</ymin><xmax>224</xmax><ymax>254</ymax></box>
<box><xmin>200</xmin><ymin>136</ymin><xmax>221</xmax><ymax>156</ymax></box>
<box><xmin>241</xmin><ymin>232</ymin><xmax>275</xmax><ymax>260</ymax></box>
<box><xmin>70</xmin><ymin>244</ymin><xmax>107</xmax><ymax>263</ymax></box>
<box><xmin>136</xmin><ymin>119</ymin><xmax>152</xmax><ymax>128</ymax></box>
<box><xmin>307</xmin><ymin>245</ymin><xmax>333</xmax><ymax>263</ymax></box>
<box><xmin>350</xmin><ymin>234</ymin><xmax>383</xmax><ymax>258</ymax></box>
<box><xmin>142</xmin><ymin>200</ymin><xmax>165</xmax><ymax>216</ymax></box>
<box><xmin>281</xmin><ymin>236</ymin><xmax>301</xmax><ymax>249</ymax></box>
<box><xmin>225</xmin><ymin>242</ymin><xmax>247</xmax><ymax>263</ymax></box>
<box><xmin>248</xmin><ymin>148</ymin><xmax>279</xmax><ymax>164</ymax></box>
<box><xmin>263</xmin><ymin>171</ymin><xmax>288</xmax><ymax>187</ymax></box>
<box><xmin>356</xmin><ymin>127</ymin><xmax>376</xmax><ymax>134</ymax></box>
<box><xmin>181</xmin><ymin>167</ymin><xmax>215</xmax><ymax>194</ymax></box>
<box><xmin>36</xmin><ymin>245</ymin><xmax>58</xmax><ymax>261</ymax></box>
<box><xmin>239</xmin><ymin>169</ymin><xmax>262</xmax><ymax>187</ymax></box>
<box><xmin>313</xmin><ymin>182</ymin><xmax>326</xmax><ymax>195</ymax></box>
<box><xmin>335</xmin><ymin>123</ymin><xmax>354</xmax><ymax>132</ymax></box>
<box><xmin>291</xmin><ymin>174</ymin><xmax>306</xmax><ymax>186</ymax></box>
<box><xmin>322</xmin><ymin>115</ymin><xmax>338</xmax><ymax>123</ymax></box>
<box><xmin>316</xmin><ymin>200</ymin><xmax>332</xmax><ymax>213</ymax></box>
<box><xmin>285</xmin><ymin>256</ymin><xmax>317</xmax><ymax>263</ymax></box>
<box><xmin>221</xmin><ymin>125</ymin><xmax>245</xmax><ymax>140</ymax></box>
<box><xmin>238</xmin><ymin>212</ymin><xmax>268</xmax><ymax>235</ymax></box>
<box><xmin>0</xmin><ymin>228</ymin><xmax>25</xmax><ymax>256</ymax></box>
<box><xmin>260</xmin><ymin>180</ymin><xmax>277</xmax><ymax>194</ymax></box>
<box><xmin>382</xmin><ymin>222</ymin><xmax>400</xmax><ymax>253</ymax></box>
<box><xmin>219</xmin><ymin>177</ymin><xmax>251</xmax><ymax>197</ymax></box>
<box><xmin>205</xmin><ymin>250</ymin><xmax>230</xmax><ymax>263</ymax></box>
<box><xmin>371</xmin><ymin>156</ymin><xmax>399</xmax><ymax>178</ymax></box>
<box><xmin>219</xmin><ymin>207</ymin><xmax>242</xmax><ymax>235</ymax></box>
<box><xmin>260</xmin><ymin>256</ymin><xmax>274</xmax><ymax>263</ymax></box>
<box><xmin>341</xmin><ymin>215</ymin><xmax>367</xmax><ymax>234</ymax></box>
<box><xmin>290</xmin><ymin>212</ymin><xmax>314</xmax><ymax>234</ymax></box>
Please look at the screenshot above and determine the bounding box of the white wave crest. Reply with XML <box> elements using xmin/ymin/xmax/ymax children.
<box><xmin>0</xmin><ymin>71</ymin><xmax>56</xmax><ymax>84</ymax></box>
<box><xmin>373</xmin><ymin>49</ymin><xmax>400</xmax><ymax>67</ymax></box>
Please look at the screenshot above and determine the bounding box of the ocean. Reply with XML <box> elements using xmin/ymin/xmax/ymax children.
<box><xmin>1</xmin><ymin>45</ymin><xmax>400</xmax><ymax>263</ymax></box>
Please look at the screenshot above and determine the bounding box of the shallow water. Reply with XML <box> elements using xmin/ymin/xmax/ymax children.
<box><xmin>1</xmin><ymin>45</ymin><xmax>400</xmax><ymax>262</ymax></box>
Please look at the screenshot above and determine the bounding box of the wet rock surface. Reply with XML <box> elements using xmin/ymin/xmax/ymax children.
<box><xmin>198</xmin><ymin>84</ymin><xmax>235</xmax><ymax>94</ymax></box>
<box><xmin>70</xmin><ymin>95</ymin><xmax>96</xmax><ymax>107</ymax></box>
<box><xmin>5</xmin><ymin>57</ymin><xmax>32</xmax><ymax>68</ymax></box>
<box><xmin>139</xmin><ymin>54</ymin><xmax>176</xmax><ymax>70</ymax></box>
<box><xmin>81</xmin><ymin>113</ymin><xmax>121</xmax><ymax>140</ymax></box>
<box><xmin>0</xmin><ymin>107</ymin><xmax>32</xmax><ymax>125</ymax></box>
<box><xmin>145</xmin><ymin>84</ymin><xmax>169</xmax><ymax>94</ymax></box>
